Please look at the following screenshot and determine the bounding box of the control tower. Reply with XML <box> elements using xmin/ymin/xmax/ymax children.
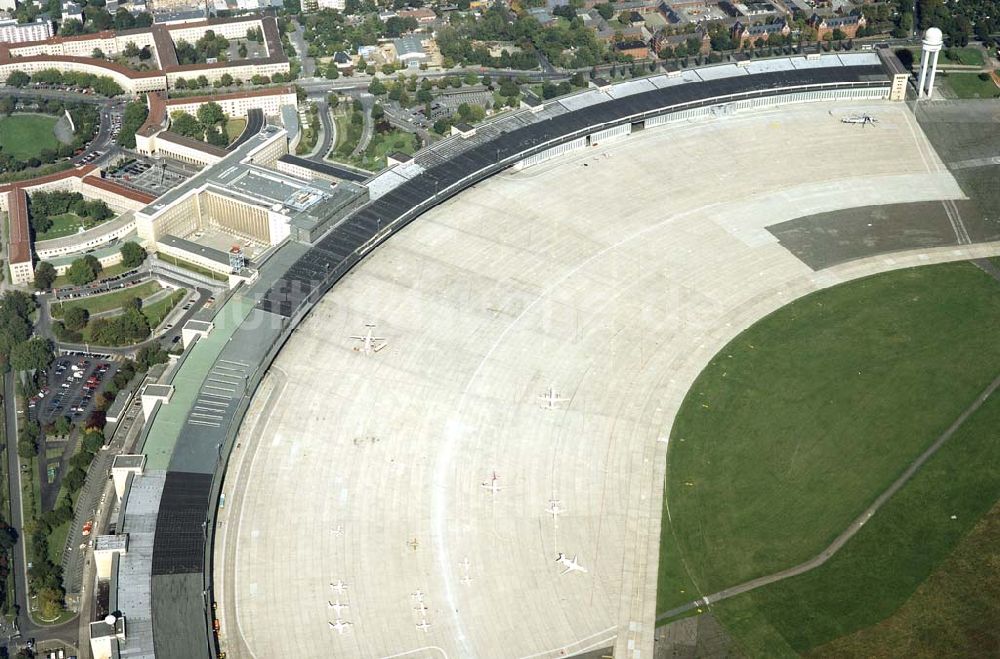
<box><xmin>917</xmin><ymin>27</ymin><xmax>943</xmax><ymax>100</ymax></box>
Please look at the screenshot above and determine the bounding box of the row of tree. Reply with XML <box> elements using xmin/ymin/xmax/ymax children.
<box><xmin>5</xmin><ymin>68</ymin><xmax>124</xmax><ymax>97</ymax></box>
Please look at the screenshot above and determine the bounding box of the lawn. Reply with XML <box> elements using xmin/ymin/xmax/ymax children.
<box><xmin>0</xmin><ymin>114</ymin><xmax>59</xmax><ymax>161</ymax></box>
<box><xmin>658</xmin><ymin>262</ymin><xmax>1000</xmax><ymax>614</ymax></box>
<box><xmin>225</xmin><ymin>117</ymin><xmax>247</xmax><ymax>144</ymax></box>
<box><xmin>356</xmin><ymin>129</ymin><xmax>418</xmax><ymax>171</ymax></box>
<box><xmin>710</xmin><ymin>386</ymin><xmax>1000</xmax><ymax>656</ymax></box>
<box><xmin>46</xmin><ymin>519</ymin><xmax>69</xmax><ymax>565</ymax></box>
<box><xmin>942</xmin><ymin>72</ymin><xmax>1000</xmax><ymax>99</ymax></box>
<box><xmin>51</xmin><ymin>280</ymin><xmax>161</xmax><ymax>318</ymax></box>
<box><xmin>142</xmin><ymin>288</ymin><xmax>187</xmax><ymax>328</ymax></box>
<box><xmin>330</xmin><ymin>110</ymin><xmax>362</xmax><ymax>160</ymax></box>
<box><xmin>35</xmin><ymin>212</ymin><xmax>88</xmax><ymax>241</ymax></box>
<box><xmin>940</xmin><ymin>47</ymin><xmax>986</xmax><ymax>66</ymax></box>
<box><xmin>809</xmin><ymin>500</ymin><xmax>1000</xmax><ymax>658</ymax></box>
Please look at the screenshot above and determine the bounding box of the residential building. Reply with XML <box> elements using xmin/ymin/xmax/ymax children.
<box><xmin>0</xmin><ymin>18</ymin><xmax>53</xmax><ymax>44</ymax></box>
<box><xmin>808</xmin><ymin>13</ymin><xmax>867</xmax><ymax>40</ymax></box>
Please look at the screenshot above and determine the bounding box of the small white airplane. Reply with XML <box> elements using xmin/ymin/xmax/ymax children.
<box><xmin>328</xmin><ymin>600</ymin><xmax>349</xmax><ymax>616</ymax></box>
<box><xmin>539</xmin><ymin>385</ymin><xmax>568</xmax><ymax>410</ymax></box>
<box><xmin>330</xmin><ymin>580</ymin><xmax>348</xmax><ymax>595</ymax></box>
<box><xmin>841</xmin><ymin>114</ymin><xmax>878</xmax><ymax>127</ymax></box>
<box><xmin>481</xmin><ymin>471</ymin><xmax>501</xmax><ymax>495</ymax></box>
<box><xmin>414</xmin><ymin>603</ymin><xmax>429</xmax><ymax>614</ymax></box>
<box><xmin>329</xmin><ymin>619</ymin><xmax>353</xmax><ymax>635</ymax></box>
<box><xmin>411</xmin><ymin>589</ymin><xmax>425</xmax><ymax>602</ymax></box>
<box><xmin>416</xmin><ymin>619</ymin><xmax>432</xmax><ymax>632</ymax></box>
<box><xmin>460</xmin><ymin>557</ymin><xmax>471</xmax><ymax>571</ymax></box>
<box><xmin>460</xmin><ymin>574</ymin><xmax>473</xmax><ymax>585</ymax></box>
<box><xmin>556</xmin><ymin>552</ymin><xmax>588</xmax><ymax>575</ymax></box>
<box><xmin>331</xmin><ymin>524</ymin><xmax>344</xmax><ymax>536</ymax></box>
<box><xmin>546</xmin><ymin>499</ymin><xmax>564</xmax><ymax>518</ymax></box>
<box><xmin>350</xmin><ymin>323</ymin><xmax>387</xmax><ymax>355</ymax></box>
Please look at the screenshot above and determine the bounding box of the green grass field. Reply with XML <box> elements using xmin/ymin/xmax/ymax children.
<box><xmin>942</xmin><ymin>72</ymin><xmax>1000</xmax><ymax>99</ymax></box>
<box><xmin>51</xmin><ymin>280</ymin><xmax>161</xmax><ymax>318</ymax></box>
<box><xmin>658</xmin><ymin>262</ymin><xmax>1000</xmax><ymax>615</ymax></box>
<box><xmin>941</xmin><ymin>47</ymin><xmax>986</xmax><ymax>66</ymax></box>
<box><xmin>0</xmin><ymin>114</ymin><xmax>59</xmax><ymax>161</ymax></box>
<box><xmin>225</xmin><ymin>117</ymin><xmax>247</xmax><ymax>144</ymax></box>
<box><xmin>709</xmin><ymin>384</ymin><xmax>1000</xmax><ymax>656</ymax></box>
<box><xmin>142</xmin><ymin>288</ymin><xmax>186</xmax><ymax>328</ymax></box>
<box><xmin>356</xmin><ymin>130</ymin><xmax>418</xmax><ymax>171</ymax></box>
<box><xmin>809</xmin><ymin>500</ymin><xmax>1000</xmax><ymax>658</ymax></box>
<box><xmin>36</xmin><ymin>212</ymin><xmax>87</xmax><ymax>241</ymax></box>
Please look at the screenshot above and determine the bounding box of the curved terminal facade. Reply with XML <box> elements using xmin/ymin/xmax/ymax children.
<box><xmin>100</xmin><ymin>53</ymin><xmax>911</xmax><ymax>658</ymax></box>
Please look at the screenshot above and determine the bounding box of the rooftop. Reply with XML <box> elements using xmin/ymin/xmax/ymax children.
<box><xmin>142</xmin><ymin>384</ymin><xmax>175</xmax><ymax>398</ymax></box>
<box><xmin>159</xmin><ymin>235</ymin><xmax>232</xmax><ymax>266</ymax></box>
<box><xmin>6</xmin><ymin>189</ymin><xmax>31</xmax><ymax>265</ymax></box>
<box><xmin>95</xmin><ymin>534</ymin><xmax>129</xmax><ymax>552</ymax></box>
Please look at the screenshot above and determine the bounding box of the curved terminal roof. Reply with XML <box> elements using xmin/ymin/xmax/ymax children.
<box><xmin>113</xmin><ymin>55</ymin><xmax>892</xmax><ymax>659</ymax></box>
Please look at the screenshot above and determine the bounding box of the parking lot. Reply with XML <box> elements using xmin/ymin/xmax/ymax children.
<box><xmin>106</xmin><ymin>156</ymin><xmax>193</xmax><ymax>196</ymax></box>
<box><xmin>30</xmin><ymin>356</ymin><xmax>118</xmax><ymax>426</ymax></box>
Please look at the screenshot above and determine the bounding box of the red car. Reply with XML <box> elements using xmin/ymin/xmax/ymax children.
<box><xmin>82</xmin><ymin>520</ymin><xmax>93</xmax><ymax>536</ymax></box>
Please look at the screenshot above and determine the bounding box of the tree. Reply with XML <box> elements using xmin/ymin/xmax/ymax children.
<box><xmin>6</xmin><ymin>70</ymin><xmax>30</xmax><ymax>88</ymax></box>
<box><xmin>10</xmin><ymin>337</ymin><xmax>53</xmax><ymax>372</ymax></box>
<box><xmin>63</xmin><ymin>307</ymin><xmax>89</xmax><ymax>331</ymax></box>
<box><xmin>66</xmin><ymin>255</ymin><xmax>100</xmax><ymax>286</ymax></box>
<box><xmin>196</xmin><ymin>101</ymin><xmax>226</xmax><ymax>130</ymax></box>
<box><xmin>63</xmin><ymin>467</ymin><xmax>86</xmax><ymax>492</ymax></box>
<box><xmin>35</xmin><ymin>587</ymin><xmax>64</xmax><ymax>619</ymax></box>
<box><xmin>117</xmin><ymin>99</ymin><xmax>148</xmax><ymax>149</ymax></box>
<box><xmin>368</xmin><ymin>78</ymin><xmax>387</xmax><ymax>95</ymax></box>
<box><xmin>53</xmin><ymin>416</ymin><xmax>72</xmax><ymax>436</ymax></box>
<box><xmin>33</xmin><ymin>262</ymin><xmax>56</xmax><ymax>291</ymax></box>
<box><xmin>219</xmin><ymin>73</ymin><xmax>234</xmax><ymax>87</ymax></box>
<box><xmin>371</xmin><ymin>103</ymin><xmax>385</xmax><ymax>120</ymax></box>
<box><xmin>123</xmin><ymin>41</ymin><xmax>140</xmax><ymax>58</ymax></box>
<box><xmin>169</xmin><ymin>111</ymin><xmax>203</xmax><ymax>139</ymax></box>
<box><xmin>91</xmin><ymin>48</ymin><xmax>105</xmax><ymax>59</ymax></box>
<box><xmin>120</xmin><ymin>241</ymin><xmax>146</xmax><ymax>269</ymax></box>
<box><xmin>82</xmin><ymin>430</ymin><xmax>104</xmax><ymax>453</ymax></box>
<box><xmin>136</xmin><ymin>345</ymin><xmax>169</xmax><ymax>370</ymax></box>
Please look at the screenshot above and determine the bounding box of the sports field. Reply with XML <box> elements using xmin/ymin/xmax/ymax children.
<box><xmin>0</xmin><ymin>114</ymin><xmax>60</xmax><ymax>161</ymax></box>
<box><xmin>659</xmin><ymin>262</ymin><xmax>1000</xmax><ymax>614</ymax></box>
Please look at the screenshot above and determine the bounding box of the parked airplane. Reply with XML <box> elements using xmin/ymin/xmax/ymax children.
<box><xmin>841</xmin><ymin>114</ymin><xmax>878</xmax><ymax>127</ymax></box>
<box><xmin>556</xmin><ymin>553</ymin><xmax>588</xmax><ymax>575</ymax></box>
<box><xmin>539</xmin><ymin>385</ymin><xmax>568</xmax><ymax>410</ymax></box>
<box><xmin>329</xmin><ymin>619</ymin><xmax>353</xmax><ymax>635</ymax></box>
<box><xmin>411</xmin><ymin>589</ymin><xmax>425</xmax><ymax>602</ymax></box>
<box><xmin>330</xmin><ymin>580</ymin><xmax>348</xmax><ymax>595</ymax></box>
<box><xmin>416</xmin><ymin>620</ymin><xmax>432</xmax><ymax>632</ymax></box>
<box><xmin>546</xmin><ymin>499</ymin><xmax>564</xmax><ymax>518</ymax></box>
<box><xmin>481</xmin><ymin>471</ymin><xmax>501</xmax><ymax>495</ymax></box>
<box><xmin>351</xmin><ymin>323</ymin><xmax>387</xmax><ymax>355</ymax></box>
<box><xmin>328</xmin><ymin>601</ymin><xmax>349</xmax><ymax>616</ymax></box>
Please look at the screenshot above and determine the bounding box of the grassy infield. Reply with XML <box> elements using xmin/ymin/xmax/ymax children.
<box><xmin>659</xmin><ymin>263</ymin><xmax>1000</xmax><ymax>656</ymax></box>
<box><xmin>0</xmin><ymin>115</ymin><xmax>59</xmax><ymax>161</ymax></box>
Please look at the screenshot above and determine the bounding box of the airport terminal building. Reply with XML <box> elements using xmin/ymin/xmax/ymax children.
<box><xmin>91</xmin><ymin>51</ymin><xmax>912</xmax><ymax>659</ymax></box>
